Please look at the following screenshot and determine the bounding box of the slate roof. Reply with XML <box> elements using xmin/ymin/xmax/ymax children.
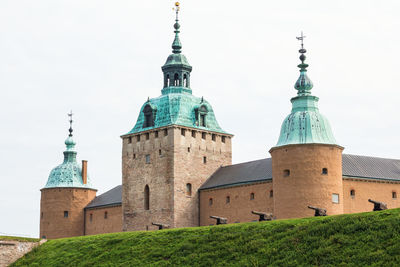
<box><xmin>85</xmin><ymin>185</ymin><xmax>122</xmax><ymax>209</ymax></box>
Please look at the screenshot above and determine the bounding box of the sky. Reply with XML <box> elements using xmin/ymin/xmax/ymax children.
<box><xmin>0</xmin><ymin>0</ymin><xmax>399</xmax><ymax>238</ymax></box>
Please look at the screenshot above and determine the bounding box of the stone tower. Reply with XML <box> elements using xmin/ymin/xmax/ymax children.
<box><xmin>269</xmin><ymin>35</ymin><xmax>344</xmax><ymax>219</ymax></box>
<box><xmin>121</xmin><ymin>3</ymin><xmax>232</xmax><ymax>231</ymax></box>
<box><xmin>40</xmin><ymin>114</ymin><xmax>97</xmax><ymax>239</ymax></box>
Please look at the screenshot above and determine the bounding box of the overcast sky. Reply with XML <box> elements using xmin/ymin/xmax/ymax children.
<box><xmin>1</xmin><ymin>1</ymin><xmax>399</xmax><ymax>238</ymax></box>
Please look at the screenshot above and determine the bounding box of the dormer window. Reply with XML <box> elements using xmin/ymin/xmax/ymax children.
<box><xmin>195</xmin><ymin>105</ymin><xmax>208</xmax><ymax>127</ymax></box>
<box><xmin>143</xmin><ymin>104</ymin><xmax>155</xmax><ymax>128</ymax></box>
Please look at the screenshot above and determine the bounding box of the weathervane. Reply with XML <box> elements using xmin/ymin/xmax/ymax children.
<box><xmin>296</xmin><ymin>31</ymin><xmax>307</xmax><ymax>65</ymax></box>
<box><xmin>173</xmin><ymin>2</ymin><xmax>180</xmax><ymax>20</ymax></box>
<box><xmin>68</xmin><ymin>111</ymin><xmax>73</xmax><ymax>137</ymax></box>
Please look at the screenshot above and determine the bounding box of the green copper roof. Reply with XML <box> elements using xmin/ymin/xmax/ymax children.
<box><xmin>44</xmin><ymin>116</ymin><xmax>94</xmax><ymax>189</ymax></box>
<box><xmin>125</xmin><ymin>4</ymin><xmax>228</xmax><ymax>135</ymax></box>
<box><xmin>275</xmin><ymin>35</ymin><xmax>338</xmax><ymax>148</ymax></box>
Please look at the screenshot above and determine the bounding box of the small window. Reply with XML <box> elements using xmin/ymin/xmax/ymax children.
<box><xmin>203</xmin><ymin>156</ymin><xmax>207</xmax><ymax>164</ymax></box>
<box><xmin>144</xmin><ymin>185</ymin><xmax>150</xmax><ymax>210</ymax></box>
<box><xmin>250</xmin><ymin>193</ymin><xmax>255</xmax><ymax>200</ymax></box>
<box><xmin>137</xmin><ymin>135</ymin><xmax>140</xmax><ymax>142</ymax></box>
<box><xmin>146</xmin><ymin>133</ymin><xmax>150</xmax><ymax>140</ymax></box>
<box><xmin>90</xmin><ymin>213</ymin><xmax>93</xmax><ymax>222</ymax></box>
<box><xmin>192</xmin><ymin>131</ymin><xmax>196</xmax><ymax>138</ymax></box>
<box><xmin>270</xmin><ymin>190</ymin><xmax>273</xmax><ymax>198</ymax></box>
<box><xmin>209</xmin><ymin>198</ymin><xmax>213</xmax><ymax>206</ymax></box>
<box><xmin>187</xmin><ymin>147</ymin><xmax>190</xmax><ymax>153</ymax></box>
<box><xmin>226</xmin><ymin>196</ymin><xmax>230</xmax><ymax>204</ymax></box>
<box><xmin>200</xmin><ymin>114</ymin><xmax>206</xmax><ymax>127</ymax></box>
<box><xmin>350</xmin><ymin>189</ymin><xmax>355</xmax><ymax>197</ymax></box>
<box><xmin>128</xmin><ymin>137</ymin><xmax>132</xmax><ymax>144</ymax></box>
<box><xmin>202</xmin><ymin>132</ymin><xmax>206</xmax><ymax>140</ymax></box>
<box><xmin>159</xmin><ymin>149</ymin><xmax>162</xmax><ymax>156</ymax></box>
<box><xmin>393</xmin><ymin>192</ymin><xmax>397</xmax><ymax>199</ymax></box>
<box><xmin>164</xmin><ymin>129</ymin><xmax>168</xmax><ymax>136</ymax></box>
<box><xmin>104</xmin><ymin>211</ymin><xmax>108</xmax><ymax>219</ymax></box>
<box><xmin>186</xmin><ymin>183</ymin><xmax>192</xmax><ymax>196</ymax></box>
<box><xmin>283</xmin><ymin>169</ymin><xmax>290</xmax><ymax>177</ymax></box>
<box><xmin>133</xmin><ymin>153</ymin><xmax>136</xmax><ymax>159</ymax></box>
<box><xmin>41</xmin><ymin>212</ymin><xmax>43</xmax><ymax>219</ymax></box>
<box><xmin>64</xmin><ymin>211</ymin><xmax>69</xmax><ymax>218</ymax></box>
<box><xmin>221</xmin><ymin>136</ymin><xmax>226</xmax><ymax>143</ymax></box>
<box><xmin>212</xmin><ymin>134</ymin><xmax>216</xmax><ymax>141</ymax></box>
<box><xmin>322</xmin><ymin>168</ymin><xmax>328</xmax><ymax>175</ymax></box>
<box><xmin>145</xmin><ymin>154</ymin><xmax>150</xmax><ymax>164</ymax></box>
<box><xmin>332</xmin><ymin>193</ymin><xmax>339</xmax><ymax>204</ymax></box>
<box><xmin>181</xmin><ymin>129</ymin><xmax>186</xmax><ymax>136</ymax></box>
<box><xmin>154</xmin><ymin>131</ymin><xmax>159</xmax><ymax>138</ymax></box>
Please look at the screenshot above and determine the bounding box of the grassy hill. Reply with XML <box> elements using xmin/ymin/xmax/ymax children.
<box><xmin>0</xmin><ymin>236</ymin><xmax>40</xmax><ymax>242</ymax></box>
<box><xmin>13</xmin><ymin>209</ymin><xmax>400</xmax><ymax>266</ymax></box>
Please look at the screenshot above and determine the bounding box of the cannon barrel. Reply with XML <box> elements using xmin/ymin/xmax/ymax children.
<box><xmin>307</xmin><ymin>206</ymin><xmax>327</xmax><ymax>216</ymax></box>
<box><xmin>151</xmin><ymin>222</ymin><xmax>169</xmax><ymax>230</ymax></box>
<box><xmin>251</xmin><ymin>211</ymin><xmax>273</xmax><ymax>221</ymax></box>
<box><xmin>368</xmin><ymin>199</ymin><xmax>378</xmax><ymax>204</ymax></box>
<box><xmin>368</xmin><ymin>199</ymin><xmax>387</xmax><ymax>211</ymax></box>
<box><xmin>210</xmin><ymin>216</ymin><xmax>227</xmax><ymax>225</ymax></box>
<box><xmin>307</xmin><ymin>206</ymin><xmax>318</xmax><ymax>210</ymax></box>
<box><xmin>251</xmin><ymin>211</ymin><xmax>268</xmax><ymax>216</ymax></box>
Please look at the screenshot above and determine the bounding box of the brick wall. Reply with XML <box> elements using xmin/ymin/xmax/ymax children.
<box><xmin>85</xmin><ymin>205</ymin><xmax>122</xmax><ymax>235</ymax></box>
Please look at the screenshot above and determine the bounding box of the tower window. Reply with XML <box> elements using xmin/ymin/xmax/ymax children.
<box><xmin>144</xmin><ymin>185</ymin><xmax>150</xmax><ymax>210</ymax></box>
<box><xmin>332</xmin><ymin>193</ymin><xmax>339</xmax><ymax>204</ymax></box>
<box><xmin>143</xmin><ymin>104</ymin><xmax>155</xmax><ymax>128</ymax></box>
<box><xmin>283</xmin><ymin>169</ymin><xmax>290</xmax><ymax>177</ymax></box>
<box><xmin>159</xmin><ymin>149</ymin><xmax>162</xmax><ymax>156</ymax></box>
<box><xmin>322</xmin><ymin>168</ymin><xmax>328</xmax><ymax>175</ymax></box>
<box><xmin>183</xmin><ymin>74</ymin><xmax>188</xmax><ymax>87</ymax></box>
<box><xmin>174</xmin><ymin>73</ymin><xmax>179</xmax><ymax>86</ymax></box>
<box><xmin>200</xmin><ymin>114</ymin><xmax>206</xmax><ymax>127</ymax></box>
<box><xmin>181</xmin><ymin>129</ymin><xmax>186</xmax><ymax>136</ymax></box>
<box><xmin>164</xmin><ymin>129</ymin><xmax>168</xmax><ymax>136</ymax></box>
<box><xmin>64</xmin><ymin>211</ymin><xmax>69</xmax><ymax>218</ymax></box>
<box><xmin>209</xmin><ymin>198</ymin><xmax>213</xmax><ymax>206</ymax></box>
<box><xmin>203</xmin><ymin>156</ymin><xmax>207</xmax><ymax>164</ymax></box>
<box><xmin>165</xmin><ymin>74</ymin><xmax>170</xmax><ymax>87</ymax></box>
<box><xmin>192</xmin><ymin>131</ymin><xmax>196</xmax><ymax>138</ymax></box>
<box><xmin>221</xmin><ymin>136</ymin><xmax>226</xmax><ymax>143</ymax></box>
<box><xmin>146</xmin><ymin>133</ymin><xmax>150</xmax><ymax>140</ymax></box>
<box><xmin>187</xmin><ymin>147</ymin><xmax>190</xmax><ymax>152</ymax></box>
<box><xmin>226</xmin><ymin>196</ymin><xmax>230</xmax><ymax>204</ymax></box>
<box><xmin>212</xmin><ymin>134</ymin><xmax>216</xmax><ymax>141</ymax></box>
<box><xmin>133</xmin><ymin>153</ymin><xmax>136</xmax><ymax>159</ymax></box>
<box><xmin>393</xmin><ymin>192</ymin><xmax>397</xmax><ymax>199</ymax></box>
<box><xmin>154</xmin><ymin>131</ymin><xmax>159</xmax><ymax>138</ymax></box>
<box><xmin>128</xmin><ymin>137</ymin><xmax>132</xmax><ymax>144</ymax></box>
<box><xmin>202</xmin><ymin>132</ymin><xmax>206</xmax><ymax>140</ymax></box>
<box><xmin>250</xmin><ymin>193</ymin><xmax>255</xmax><ymax>200</ymax></box>
<box><xmin>270</xmin><ymin>190</ymin><xmax>273</xmax><ymax>198</ymax></box>
<box><xmin>137</xmin><ymin>135</ymin><xmax>141</xmax><ymax>142</ymax></box>
<box><xmin>186</xmin><ymin>183</ymin><xmax>192</xmax><ymax>197</ymax></box>
<box><xmin>145</xmin><ymin>154</ymin><xmax>151</xmax><ymax>164</ymax></box>
<box><xmin>90</xmin><ymin>213</ymin><xmax>93</xmax><ymax>222</ymax></box>
<box><xmin>350</xmin><ymin>190</ymin><xmax>355</xmax><ymax>197</ymax></box>
<box><xmin>104</xmin><ymin>211</ymin><xmax>108</xmax><ymax>219</ymax></box>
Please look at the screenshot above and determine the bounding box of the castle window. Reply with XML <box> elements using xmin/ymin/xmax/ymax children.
<box><xmin>221</xmin><ymin>136</ymin><xmax>226</xmax><ymax>143</ymax></box>
<box><xmin>393</xmin><ymin>192</ymin><xmax>397</xmax><ymax>199</ymax></box>
<box><xmin>143</xmin><ymin>104</ymin><xmax>155</xmax><ymax>128</ymax></box>
<box><xmin>202</xmin><ymin>132</ymin><xmax>206</xmax><ymax>140</ymax></box>
<box><xmin>155</xmin><ymin>131</ymin><xmax>159</xmax><ymax>138</ymax></box>
<box><xmin>209</xmin><ymin>198</ymin><xmax>213</xmax><ymax>206</ymax></box>
<box><xmin>104</xmin><ymin>211</ymin><xmax>108</xmax><ymax>219</ymax></box>
<box><xmin>250</xmin><ymin>193</ymin><xmax>255</xmax><ymax>200</ymax></box>
<box><xmin>90</xmin><ymin>213</ymin><xmax>93</xmax><ymax>222</ymax></box>
<box><xmin>128</xmin><ymin>137</ymin><xmax>132</xmax><ymax>144</ymax></box>
<box><xmin>270</xmin><ymin>190</ymin><xmax>273</xmax><ymax>198</ymax></box>
<box><xmin>133</xmin><ymin>153</ymin><xmax>136</xmax><ymax>159</ymax></box>
<box><xmin>283</xmin><ymin>169</ymin><xmax>290</xmax><ymax>177</ymax></box>
<box><xmin>145</xmin><ymin>154</ymin><xmax>150</xmax><ymax>164</ymax></box>
<box><xmin>144</xmin><ymin>185</ymin><xmax>150</xmax><ymax>210</ymax></box>
<box><xmin>165</xmin><ymin>74</ymin><xmax>170</xmax><ymax>87</ymax></box>
<box><xmin>187</xmin><ymin>147</ymin><xmax>191</xmax><ymax>152</ymax></box>
<box><xmin>137</xmin><ymin>135</ymin><xmax>140</xmax><ymax>142</ymax></box>
<box><xmin>64</xmin><ymin>211</ymin><xmax>69</xmax><ymax>218</ymax></box>
<box><xmin>200</xmin><ymin>114</ymin><xmax>206</xmax><ymax>127</ymax></box>
<box><xmin>212</xmin><ymin>134</ymin><xmax>216</xmax><ymax>141</ymax></box>
<box><xmin>146</xmin><ymin>133</ymin><xmax>150</xmax><ymax>140</ymax></box>
<box><xmin>192</xmin><ymin>131</ymin><xmax>196</xmax><ymax>138</ymax></box>
<box><xmin>181</xmin><ymin>129</ymin><xmax>186</xmax><ymax>136</ymax></box>
<box><xmin>332</xmin><ymin>193</ymin><xmax>339</xmax><ymax>204</ymax></box>
<box><xmin>183</xmin><ymin>74</ymin><xmax>188</xmax><ymax>87</ymax></box>
<box><xmin>226</xmin><ymin>196</ymin><xmax>230</xmax><ymax>204</ymax></box>
<box><xmin>350</xmin><ymin>190</ymin><xmax>355</xmax><ymax>197</ymax></box>
<box><xmin>164</xmin><ymin>129</ymin><xmax>168</xmax><ymax>136</ymax></box>
<box><xmin>159</xmin><ymin>149</ymin><xmax>162</xmax><ymax>156</ymax></box>
<box><xmin>186</xmin><ymin>183</ymin><xmax>192</xmax><ymax>197</ymax></box>
<box><xmin>203</xmin><ymin>156</ymin><xmax>207</xmax><ymax>164</ymax></box>
<box><xmin>322</xmin><ymin>168</ymin><xmax>328</xmax><ymax>175</ymax></box>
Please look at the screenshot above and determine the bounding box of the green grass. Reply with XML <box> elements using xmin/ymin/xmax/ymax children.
<box><xmin>12</xmin><ymin>209</ymin><xmax>400</xmax><ymax>266</ymax></box>
<box><xmin>0</xmin><ymin>236</ymin><xmax>40</xmax><ymax>242</ymax></box>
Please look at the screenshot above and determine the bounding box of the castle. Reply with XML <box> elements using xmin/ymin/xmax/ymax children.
<box><xmin>40</xmin><ymin>3</ymin><xmax>400</xmax><ymax>239</ymax></box>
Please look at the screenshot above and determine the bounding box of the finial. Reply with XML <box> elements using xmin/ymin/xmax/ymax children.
<box><xmin>147</xmin><ymin>96</ymin><xmax>150</xmax><ymax>102</ymax></box>
<box><xmin>294</xmin><ymin>32</ymin><xmax>313</xmax><ymax>95</ymax></box>
<box><xmin>68</xmin><ymin>111</ymin><xmax>73</xmax><ymax>137</ymax></box>
<box><xmin>201</xmin><ymin>96</ymin><xmax>204</xmax><ymax>103</ymax></box>
<box><xmin>296</xmin><ymin>31</ymin><xmax>308</xmax><ymax>68</ymax></box>
<box><xmin>172</xmin><ymin>2</ymin><xmax>182</xmax><ymax>54</ymax></box>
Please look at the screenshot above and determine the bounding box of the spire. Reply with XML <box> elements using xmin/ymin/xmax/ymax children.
<box><xmin>65</xmin><ymin>111</ymin><xmax>76</xmax><ymax>152</ymax></box>
<box><xmin>294</xmin><ymin>32</ymin><xmax>313</xmax><ymax>96</ymax></box>
<box><xmin>172</xmin><ymin>2</ymin><xmax>182</xmax><ymax>54</ymax></box>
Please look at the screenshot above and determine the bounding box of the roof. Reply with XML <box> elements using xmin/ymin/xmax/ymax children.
<box><xmin>85</xmin><ymin>185</ymin><xmax>122</xmax><ymax>209</ymax></box>
<box><xmin>200</xmin><ymin>154</ymin><xmax>400</xmax><ymax>190</ymax></box>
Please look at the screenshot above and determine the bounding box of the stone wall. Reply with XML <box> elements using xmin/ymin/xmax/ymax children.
<box><xmin>40</xmin><ymin>188</ymin><xmax>97</xmax><ymax>239</ymax></box>
<box><xmin>0</xmin><ymin>239</ymin><xmax>45</xmax><ymax>267</ymax></box>
<box><xmin>343</xmin><ymin>178</ymin><xmax>400</xmax><ymax>213</ymax></box>
<box><xmin>85</xmin><ymin>205</ymin><xmax>123</xmax><ymax>235</ymax></box>
<box><xmin>199</xmin><ymin>181</ymin><xmax>273</xmax><ymax>226</ymax></box>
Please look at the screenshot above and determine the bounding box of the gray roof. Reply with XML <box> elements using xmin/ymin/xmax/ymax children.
<box><xmin>85</xmin><ymin>185</ymin><xmax>122</xmax><ymax>209</ymax></box>
<box><xmin>200</xmin><ymin>154</ymin><xmax>400</xmax><ymax>190</ymax></box>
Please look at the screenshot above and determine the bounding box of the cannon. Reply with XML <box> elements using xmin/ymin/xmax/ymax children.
<box><xmin>151</xmin><ymin>222</ymin><xmax>170</xmax><ymax>230</ymax></box>
<box><xmin>368</xmin><ymin>199</ymin><xmax>387</xmax><ymax>211</ymax></box>
<box><xmin>307</xmin><ymin>206</ymin><xmax>327</xmax><ymax>216</ymax></box>
<box><xmin>251</xmin><ymin>211</ymin><xmax>273</xmax><ymax>221</ymax></box>
<box><xmin>210</xmin><ymin>216</ymin><xmax>227</xmax><ymax>225</ymax></box>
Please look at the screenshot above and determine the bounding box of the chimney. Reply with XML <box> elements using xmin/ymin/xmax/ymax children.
<box><xmin>82</xmin><ymin>160</ymin><xmax>88</xmax><ymax>184</ymax></box>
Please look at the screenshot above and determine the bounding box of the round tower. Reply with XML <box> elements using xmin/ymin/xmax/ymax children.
<box><xmin>269</xmin><ymin>34</ymin><xmax>344</xmax><ymax>219</ymax></box>
<box><xmin>40</xmin><ymin>113</ymin><xmax>96</xmax><ymax>239</ymax></box>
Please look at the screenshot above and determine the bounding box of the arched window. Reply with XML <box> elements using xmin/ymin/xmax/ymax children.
<box><xmin>198</xmin><ymin>105</ymin><xmax>208</xmax><ymax>127</ymax></box>
<box><xmin>104</xmin><ymin>211</ymin><xmax>108</xmax><ymax>219</ymax></box>
<box><xmin>186</xmin><ymin>183</ymin><xmax>192</xmax><ymax>196</ymax></box>
<box><xmin>183</xmin><ymin>74</ymin><xmax>187</xmax><ymax>87</ymax></box>
<box><xmin>226</xmin><ymin>196</ymin><xmax>230</xmax><ymax>204</ymax></box>
<box><xmin>174</xmin><ymin>73</ymin><xmax>179</xmax><ymax>86</ymax></box>
<box><xmin>144</xmin><ymin>185</ymin><xmax>150</xmax><ymax>210</ymax></box>
<box><xmin>250</xmin><ymin>193</ymin><xmax>255</xmax><ymax>200</ymax></box>
<box><xmin>166</xmin><ymin>74</ymin><xmax>170</xmax><ymax>87</ymax></box>
<box><xmin>270</xmin><ymin>190</ymin><xmax>273</xmax><ymax>198</ymax></box>
<box><xmin>393</xmin><ymin>191</ymin><xmax>397</xmax><ymax>199</ymax></box>
<box><xmin>209</xmin><ymin>198</ymin><xmax>213</xmax><ymax>206</ymax></box>
<box><xmin>350</xmin><ymin>189</ymin><xmax>355</xmax><ymax>197</ymax></box>
<box><xmin>143</xmin><ymin>104</ymin><xmax>155</xmax><ymax>128</ymax></box>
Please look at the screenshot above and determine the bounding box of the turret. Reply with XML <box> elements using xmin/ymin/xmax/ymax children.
<box><xmin>269</xmin><ymin>33</ymin><xmax>344</xmax><ymax>219</ymax></box>
<box><xmin>40</xmin><ymin>112</ymin><xmax>97</xmax><ymax>239</ymax></box>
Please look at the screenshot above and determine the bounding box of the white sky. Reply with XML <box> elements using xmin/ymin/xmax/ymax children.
<box><xmin>0</xmin><ymin>1</ymin><xmax>399</xmax><ymax>238</ymax></box>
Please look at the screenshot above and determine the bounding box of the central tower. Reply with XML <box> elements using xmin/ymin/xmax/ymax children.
<box><xmin>121</xmin><ymin>3</ymin><xmax>232</xmax><ymax>231</ymax></box>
